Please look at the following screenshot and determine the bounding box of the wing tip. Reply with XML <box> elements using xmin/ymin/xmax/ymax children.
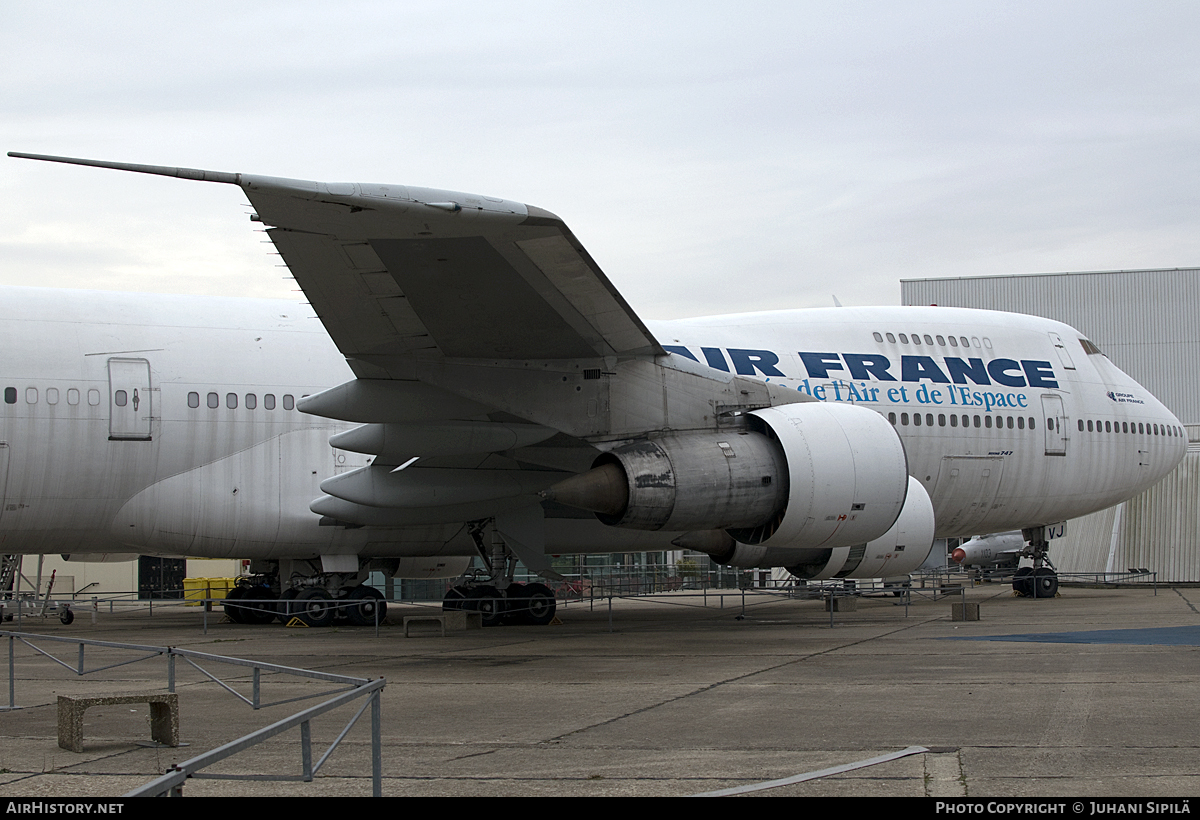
<box><xmin>8</xmin><ymin>151</ymin><xmax>240</xmax><ymax>185</ymax></box>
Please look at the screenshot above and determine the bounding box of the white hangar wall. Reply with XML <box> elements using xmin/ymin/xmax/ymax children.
<box><xmin>901</xmin><ymin>268</ymin><xmax>1200</xmax><ymax>582</ymax></box>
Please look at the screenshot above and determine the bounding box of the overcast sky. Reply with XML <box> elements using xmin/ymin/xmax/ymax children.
<box><xmin>2</xmin><ymin>2</ymin><xmax>1198</xmax><ymax>320</ymax></box>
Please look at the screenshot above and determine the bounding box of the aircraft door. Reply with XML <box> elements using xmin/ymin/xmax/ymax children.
<box><xmin>931</xmin><ymin>456</ymin><xmax>1004</xmax><ymax>534</ymax></box>
<box><xmin>108</xmin><ymin>358</ymin><xmax>153</xmax><ymax>441</ymax></box>
<box><xmin>1040</xmin><ymin>394</ymin><xmax>1067</xmax><ymax>456</ymax></box>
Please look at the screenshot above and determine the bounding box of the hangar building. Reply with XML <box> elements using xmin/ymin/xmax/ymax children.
<box><xmin>902</xmin><ymin>267</ymin><xmax>1200</xmax><ymax>582</ymax></box>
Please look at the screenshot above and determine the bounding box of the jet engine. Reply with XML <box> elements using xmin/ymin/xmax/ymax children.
<box><xmin>543</xmin><ymin>402</ymin><xmax>910</xmax><ymax>554</ymax></box>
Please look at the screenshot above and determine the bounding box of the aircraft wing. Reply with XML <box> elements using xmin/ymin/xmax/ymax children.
<box><xmin>7</xmin><ymin>153</ymin><xmax>665</xmax><ymax>376</ymax></box>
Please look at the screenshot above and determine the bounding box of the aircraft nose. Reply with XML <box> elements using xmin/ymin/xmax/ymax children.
<box><xmin>951</xmin><ymin>548</ymin><xmax>966</xmax><ymax>565</ymax></box>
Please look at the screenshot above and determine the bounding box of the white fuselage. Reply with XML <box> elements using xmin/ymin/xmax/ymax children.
<box><xmin>0</xmin><ymin>288</ymin><xmax>1184</xmax><ymax>560</ymax></box>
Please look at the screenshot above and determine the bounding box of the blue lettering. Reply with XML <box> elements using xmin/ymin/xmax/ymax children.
<box><xmin>701</xmin><ymin>347</ymin><xmax>730</xmax><ymax>372</ymax></box>
<box><xmin>901</xmin><ymin>355</ymin><xmax>950</xmax><ymax>384</ymax></box>
<box><xmin>798</xmin><ymin>352</ymin><xmax>845</xmax><ymax>379</ymax></box>
<box><xmin>663</xmin><ymin>345</ymin><xmax>699</xmax><ymax>362</ymax></box>
<box><xmin>944</xmin><ymin>357</ymin><xmax>991</xmax><ymax>385</ymax></box>
<box><xmin>987</xmin><ymin>358</ymin><xmax>1026</xmax><ymax>388</ymax></box>
<box><xmin>728</xmin><ymin>348</ymin><xmax>786</xmax><ymax>377</ymax></box>
<box><xmin>1021</xmin><ymin>359</ymin><xmax>1058</xmax><ymax>388</ymax></box>
<box><xmin>842</xmin><ymin>353</ymin><xmax>896</xmax><ymax>381</ymax></box>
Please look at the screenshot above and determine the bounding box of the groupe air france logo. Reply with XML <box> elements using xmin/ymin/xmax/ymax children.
<box><xmin>1107</xmin><ymin>390</ymin><xmax>1145</xmax><ymax>405</ymax></box>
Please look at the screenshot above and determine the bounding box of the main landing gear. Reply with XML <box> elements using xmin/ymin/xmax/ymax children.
<box><xmin>223</xmin><ymin>569</ymin><xmax>388</xmax><ymax>627</ymax></box>
<box><xmin>1012</xmin><ymin>527</ymin><xmax>1059</xmax><ymax>598</ymax></box>
<box><xmin>442</xmin><ymin>521</ymin><xmax>558</xmax><ymax>627</ymax></box>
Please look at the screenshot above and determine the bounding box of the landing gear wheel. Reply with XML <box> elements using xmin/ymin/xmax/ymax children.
<box><xmin>224</xmin><ymin>585</ymin><xmax>249</xmax><ymax>623</ymax></box>
<box><xmin>294</xmin><ymin>589</ymin><xmax>335</xmax><ymax>628</ymax></box>
<box><xmin>443</xmin><ymin>585</ymin><xmax>469</xmax><ymax>612</ymax></box>
<box><xmin>346</xmin><ymin>585</ymin><xmax>387</xmax><ymax>626</ymax></box>
<box><xmin>522</xmin><ymin>583</ymin><xmax>557</xmax><ymax>626</ymax></box>
<box><xmin>277</xmin><ymin>587</ymin><xmax>299</xmax><ymax>622</ymax></box>
<box><xmin>464</xmin><ymin>586</ymin><xmax>505</xmax><ymax>627</ymax></box>
<box><xmin>1012</xmin><ymin>567</ymin><xmax>1034</xmax><ymax>597</ymax></box>
<box><xmin>1032</xmin><ymin>567</ymin><xmax>1059</xmax><ymax>598</ymax></box>
<box><xmin>59</xmin><ymin>607</ymin><xmax>74</xmax><ymax>625</ymax></box>
<box><xmin>503</xmin><ymin>583</ymin><xmax>530</xmax><ymax>624</ymax></box>
<box><xmin>242</xmin><ymin>586</ymin><xmax>277</xmax><ymax>624</ymax></box>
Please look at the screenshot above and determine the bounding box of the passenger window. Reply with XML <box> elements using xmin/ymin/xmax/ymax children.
<box><xmin>1007</xmin><ymin>416</ymin><xmax>1014</xmax><ymax>429</ymax></box>
<box><xmin>886</xmin><ymin>332</ymin><xmax>896</xmax><ymax>343</ymax></box>
<box><xmin>924</xmin><ymin>335</ymin><xmax>933</xmax><ymax>345</ymax></box>
<box><xmin>971</xmin><ymin>337</ymin><xmax>981</xmax><ymax>348</ymax></box>
<box><xmin>983</xmin><ymin>338</ymin><xmax>993</xmax><ymax>349</ymax></box>
<box><xmin>25</xmin><ymin>388</ymin><xmax>37</xmax><ymax>405</ymax></box>
<box><xmin>888</xmin><ymin>412</ymin><xmax>896</xmax><ymax>424</ymax></box>
<box><xmin>899</xmin><ymin>334</ymin><xmax>909</xmax><ymax>344</ymax></box>
<box><xmin>950</xmin><ymin>414</ymin><xmax>958</xmax><ymax>427</ymax></box>
<box><xmin>961</xmin><ymin>415</ymin><xmax>969</xmax><ymax>428</ymax></box>
<box><xmin>46</xmin><ymin>388</ymin><xmax>58</xmax><ymax>405</ymax></box>
<box><xmin>959</xmin><ymin>337</ymin><xmax>969</xmax><ymax>348</ymax></box>
<box><xmin>914</xmin><ymin>413</ymin><xmax>922</xmax><ymax>426</ymax></box>
<box><xmin>283</xmin><ymin>394</ymin><xmax>295</xmax><ymax>410</ymax></box>
<box><xmin>67</xmin><ymin>388</ymin><xmax>79</xmax><ymax>406</ymax></box>
<box><xmin>114</xmin><ymin>390</ymin><xmax>126</xmax><ymax>407</ymax></box>
<box><xmin>926</xmin><ymin>414</ymin><xmax>934</xmax><ymax>426</ymax></box>
<box><xmin>901</xmin><ymin>413</ymin><xmax>909</xmax><ymax>425</ymax></box>
<box><xmin>936</xmin><ymin>335</ymin><xmax>945</xmax><ymax>345</ymax></box>
<box><xmin>948</xmin><ymin>335</ymin><xmax>958</xmax><ymax>347</ymax></box>
<box><xmin>188</xmin><ymin>392</ymin><xmax>200</xmax><ymax>408</ymax></box>
<box><xmin>1029</xmin><ymin>418</ymin><xmax>1035</xmax><ymax>430</ymax></box>
<box><xmin>246</xmin><ymin>393</ymin><xmax>257</xmax><ymax>410</ymax></box>
<box><xmin>88</xmin><ymin>389</ymin><xmax>100</xmax><ymax>406</ymax></box>
<box><xmin>973</xmin><ymin>415</ymin><xmax>981</xmax><ymax>428</ymax></box>
<box><xmin>1018</xmin><ymin>417</ymin><xmax>1025</xmax><ymax>430</ymax></box>
<box><xmin>265</xmin><ymin>393</ymin><xmax>276</xmax><ymax>410</ymax></box>
<box><xmin>1122</xmin><ymin>422</ymin><xmax>1128</xmax><ymax>433</ymax></box>
<box><xmin>1105</xmin><ymin>421</ymin><xmax>1111</xmax><ymax>433</ymax></box>
<box><xmin>984</xmin><ymin>416</ymin><xmax>992</xmax><ymax>428</ymax></box>
<box><xmin>938</xmin><ymin>414</ymin><xmax>945</xmax><ymax>427</ymax></box>
<box><xmin>911</xmin><ymin>333</ymin><xmax>922</xmax><ymax>345</ymax></box>
<box><xmin>1087</xmin><ymin>420</ymin><xmax>1093</xmax><ymax>432</ymax></box>
<box><xmin>2</xmin><ymin>387</ymin><xmax>14</xmax><ymax>404</ymax></box>
<box><xmin>207</xmin><ymin>392</ymin><xmax>219</xmax><ymax>409</ymax></box>
<box><xmin>873</xmin><ymin>332</ymin><xmax>883</xmax><ymax>342</ymax></box>
<box><xmin>226</xmin><ymin>393</ymin><xmax>238</xmax><ymax>409</ymax></box>
<box><xmin>1078</xmin><ymin>419</ymin><xmax>1084</xmax><ymax>431</ymax></box>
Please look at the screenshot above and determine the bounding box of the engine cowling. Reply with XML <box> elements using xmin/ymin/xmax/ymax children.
<box><xmin>783</xmin><ymin>477</ymin><xmax>936</xmax><ymax>579</ymax></box>
<box><xmin>543</xmin><ymin>402</ymin><xmax>911</xmax><ymax>553</ymax></box>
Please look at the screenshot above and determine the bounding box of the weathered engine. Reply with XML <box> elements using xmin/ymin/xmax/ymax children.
<box><xmin>544</xmin><ymin>402</ymin><xmax>923</xmax><ymax>569</ymax></box>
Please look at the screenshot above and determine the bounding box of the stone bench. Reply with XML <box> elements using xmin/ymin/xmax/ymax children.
<box><xmin>57</xmin><ymin>693</ymin><xmax>179</xmax><ymax>753</ymax></box>
<box><xmin>403</xmin><ymin>611</ymin><xmax>482</xmax><ymax>636</ymax></box>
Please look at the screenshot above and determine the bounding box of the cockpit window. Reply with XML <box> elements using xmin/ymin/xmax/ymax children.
<box><xmin>1080</xmin><ymin>338</ymin><xmax>1104</xmax><ymax>355</ymax></box>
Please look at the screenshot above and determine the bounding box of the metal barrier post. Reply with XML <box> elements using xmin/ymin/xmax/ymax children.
<box><xmin>168</xmin><ymin>653</ymin><xmax>175</xmax><ymax>693</ymax></box>
<box><xmin>301</xmin><ymin>720</ymin><xmax>313</xmax><ymax>781</ymax></box>
<box><xmin>371</xmin><ymin>689</ymin><xmax>382</xmax><ymax>797</ymax></box>
<box><xmin>7</xmin><ymin>635</ymin><xmax>14</xmax><ymax>710</ymax></box>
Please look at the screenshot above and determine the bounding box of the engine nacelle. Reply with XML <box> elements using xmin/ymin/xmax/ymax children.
<box><xmin>731</xmin><ymin>403</ymin><xmax>909</xmax><ymax>549</ymax></box>
<box><xmin>784</xmin><ymin>477</ymin><xmax>936</xmax><ymax>579</ymax></box>
<box><xmin>543</xmin><ymin>402</ymin><xmax>910</xmax><ymax>550</ymax></box>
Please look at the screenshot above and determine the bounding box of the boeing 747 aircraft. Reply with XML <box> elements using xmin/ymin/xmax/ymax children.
<box><xmin>3</xmin><ymin>152</ymin><xmax>1186</xmax><ymax>626</ymax></box>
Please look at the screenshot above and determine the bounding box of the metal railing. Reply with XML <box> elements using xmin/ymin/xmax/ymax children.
<box><xmin>1</xmin><ymin>630</ymin><xmax>385</xmax><ymax>796</ymax></box>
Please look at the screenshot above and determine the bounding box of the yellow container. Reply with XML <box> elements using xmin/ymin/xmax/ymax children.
<box><xmin>183</xmin><ymin>577</ymin><xmax>236</xmax><ymax>606</ymax></box>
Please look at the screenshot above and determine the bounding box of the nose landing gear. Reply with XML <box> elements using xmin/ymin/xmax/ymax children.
<box><xmin>1013</xmin><ymin>526</ymin><xmax>1060</xmax><ymax>598</ymax></box>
